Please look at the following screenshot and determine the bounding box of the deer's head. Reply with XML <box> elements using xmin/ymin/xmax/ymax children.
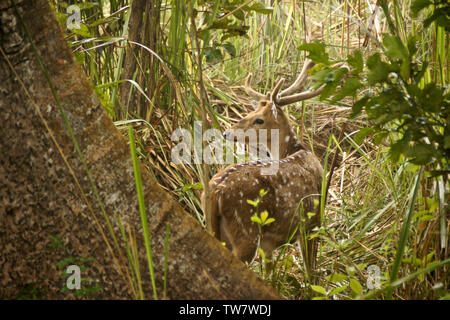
<box><xmin>223</xmin><ymin>59</ymin><xmax>323</xmax><ymax>159</ymax></box>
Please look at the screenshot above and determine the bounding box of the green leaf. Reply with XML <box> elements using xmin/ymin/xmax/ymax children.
<box><xmin>222</xmin><ymin>42</ymin><xmax>236</xmax><ymax>57</ymax></box>
<box><xmin>426</xmin><ymin>197</ymin><xmax>439</xmax><ymax>212</ymax></box>
<box><xmin>383</xmin><ymin>34</ymin><xmax>408</xmax><ymax>61</ymax></box>
<box><xmin>260</xmin><ymin>210</ymin><xmax>268</xmax><ymax>223</ymax></box>
<box><xmin>400</xmin><ymin>59</ymin><xmax>410</xmax><ymax>80</ymax></box>
<box><xmin>402</xmin><ymin>257</ymin><xmax>422</xmax><ymax>266</ymax></box>
<box><xmin>423</xmin><ymin>7</ymin><xmax>450</xmax><ymax>31</ymax></box>
<box><xmin>243</xmin><ymin>3</ymin><xmax>274</xmax><ymax>15</ymax></box>
<box><xmin>411</xmin><ymin>0</ymin><xmax>432</xmax><ymax>16</ymax></box>
<box><xmin>413</xmin><ymin>210</ymin><xmax>430</xmax><ymax>220</ymax></box>
<box><xmin>232</xmin><ymin>9</ymin><xmax>245</xmax><ymax>21</ymax></box>
<box><xmin>434</xmin><ymin>11</ymin><xmax>450</xmax><ymax>32</ymax></box>
<box><xmin>331</xmin><ymin>77</ymin><xmax>361</xmax><ymax>103</ymax></box>
<box><xmin>351</xmin><ymin>95</ymin><xmax>369</xmax><ymax>118</ymax></box>
<box><xmin>299</xmin><ymin>41</ymin><xmax>330</xmax><ymax>64</ymax></box>
<box><xmin>347</xmin><ymin>50</ymin><xmax>363</xmax><ymax>74</ymax></box>
<box><xmin>354</xmin><ymin>127</ymin><xmax>375</xmax><ymax>145</ymax></box>
<box><xmin>419</xmin><ymin>215</ymin><xmax>435</xmax><ymax>222</ymax></box>
<box><xmin>205</xmin><ymin>48</ymin><xmax>223</xmax><ymax>63</ymax></box>
<box><xmin>251</xmin><ymin>214</ymin><xmax>262</xmax><ymax>224</ymax></box>
<box><xmin>209</xmin><ymin>18</ymin><xmax>233</xmax><ymax>30</ymax></box>
<box><xmin>413</xmin><ymin>61</ymin><xmax>429</xmax><ymax>82</ymax></box>
<box><xmin>258</xmin><ymin>248</ymin><xmax>266</xmax><ymax>261</ymax></box>
<box><xmin>407</xmin><ymin>35</ymin><xmax>419</xmax><ymax>56</ymax></box>
<box><xmin>310</xmin><ymin>68</ymin><xmax>331</xmax><ymax>88</ymax></box>
<box><xmin>420</xmin><ymin>83</ymin><xmax>443</xmax><ymax>113</ymax></box>
<box><xmin>405</xmin><ymin>163</ymin><xmax>421</xmax><ymax>172</ymax></box>
<box><xmin>349</xmin><ymin>278</ymin><xmax>363</xmax><ymax>295</ymax></box>
<box><xmin>70</xmin><ymin>23</ymin><xmax>92</xmax><ymax>37</ymax></box>
<box><xmin>367</xmin><ymin>53</ymin><xmax>390</xmax><ymax>85</ymax></box>
<box><xmin>74</xmin><ymin>51</ymin><xmax>86</xmax><ymax>65</ymax></box>
<box><xmin>182</xmin><ymin>182</ymin><xmax>203</xmax><ymax>192</ymax></box>
<box><xmin>366</xmin><ymin>52</ymin><xmax>381</xmax><ymax>69</ymax></box>
<box><xmin>389</xmin><ymin>139</ymin><xmax>409</xmax><ymax>163</ymax></box>
<box><xmin>54</xmin><ymin>10</ymin><xmax>67</xmax><ymax>27</ymax></box>
<box><xmin>423</xmin><ymin>251</ymin><xmax>435</xmax><ymax>264</ymax></box>
<box><xmin>406</xmin><ymin>143</ymin><xmax>435</xmax><ymax>165</ymax></box>
<box><xmin>264</xmin><ymin>218</ymin><xmax>275</xmax><ymax>225</ymax></box>
<box><xmin>329</xmin><ymin>284</ymin><xmax>348</xmax><ymax>296</ymax></box>
<box><xmin>444</xmin><ymin>136</ymin><xmax>450</xmax><ymax>149</ymax></box>
<box><xmin>319</xmin><ymin>82</ymin><xmax>338</xmax><ymax>100</ymax></box>
<box><xmin>198</xmin><ymin>29</ymin><xmax>210</xmax><ymax>43</ymax></box>
<box><xmin>74</xmin><ymin>2</ymin><xmax>95</xmax><ymax>10</ymax></box>
<box><xmin>372</xmin><ymin>131</ymin><xmax>389</xmax><ymax>145</ymax></box>
<box><xmin>311</xmin><ymin>285</ymin><xmax>328</xmax><ymax>296</ymax></box>
<box><xmin>313</xmin><ymin>199</ymin><xmax>319</xmax><ymax>208</ymax></box>
<box><xmin>306</xmin><ymin>212</ymin><xmax>316</xmax><ymax>219</ymax></box>
<box><xmin>327</xmin><ymin>273</ymin><xmax>348</xmax><ymax>283</ymax></box>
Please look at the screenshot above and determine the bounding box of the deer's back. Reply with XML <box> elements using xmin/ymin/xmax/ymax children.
<box><xmin>206</xmin><ymin>150</ymin><xmax>323</xmax><ymax>262</ymax></box>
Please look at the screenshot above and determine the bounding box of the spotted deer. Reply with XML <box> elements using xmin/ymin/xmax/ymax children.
<box><xmin>202</xmin><ymin>59</ymin><xmax>324</xmax><ymax>275</ymax></box>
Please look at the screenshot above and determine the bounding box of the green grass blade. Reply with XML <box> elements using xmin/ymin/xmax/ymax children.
<box><xmin>128</xmin><ymin>126</ymin><xmax>158</xmax><ymax>300</ymax></box>
<box><xmin>386</xmin><ymin>166</ymin><xmax>423</xmax><ymax>299</ymax></box>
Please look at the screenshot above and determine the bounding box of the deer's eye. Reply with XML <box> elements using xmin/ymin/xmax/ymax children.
<box><xmin>254</xmin><ymin>118</ymin><xmax>264</xmax><ymax>125</ymax></box>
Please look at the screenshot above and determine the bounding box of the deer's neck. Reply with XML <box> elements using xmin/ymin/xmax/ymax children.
<box><xmin>281</xmin><ymin>129</ymin><xmax>304</xmax><ymax>158</ymax></box>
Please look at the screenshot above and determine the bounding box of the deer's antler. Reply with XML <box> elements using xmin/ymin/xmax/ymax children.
<box><xmin>279</xmin><ymin>58</ymin><xmax>315</xmax><ymax>97</ymax></box>
<box><xmin>270</xmin><ymin>78</ymin><xmax>285</xmax><ymax>102</ymax></box>
<box><xmin>243</xmin><ymin>73</ymin><xmax>266</xmax><ymax>101</ymax></box>
<box><xmin>244</xmin><ymin>59</ymin><xmax>324</xmax><ymax>106</ymax></box>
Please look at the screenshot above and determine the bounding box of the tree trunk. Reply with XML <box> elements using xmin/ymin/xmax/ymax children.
<box><xmin>0</xmin><ymin>0</ymin><xmax>279</xmax><ymax>300</ymax></box>
<box><xmin>118</xmin><ymin>0</ymin><xmax>146</xmax><ymax>119</ymax></box>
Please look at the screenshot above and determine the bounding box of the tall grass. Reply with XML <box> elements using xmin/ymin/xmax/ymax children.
<box><xmin>128</xmin><ymin>126</ymin><xmax>158</xmax><ymax>299</ymax></box>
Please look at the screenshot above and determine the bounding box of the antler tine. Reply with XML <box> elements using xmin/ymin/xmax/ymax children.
<box><xmin>270</xmin><ymin>78</ymin><xmax>285</xmax><ymax>102</ymax></box>
<box><xmin>279</xmin><ymin>58</ymin><xmax>315</xmax><ymax>97</ymax></box>
<box><xmin>274</xmin><ymin>86</ymin><xmax>324</xmax><ymax>106</ymax></box>
<box><xmin>243</xmin><ymin>73</ymin><xmax>266</xmax><ymax>101</ymax></box>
